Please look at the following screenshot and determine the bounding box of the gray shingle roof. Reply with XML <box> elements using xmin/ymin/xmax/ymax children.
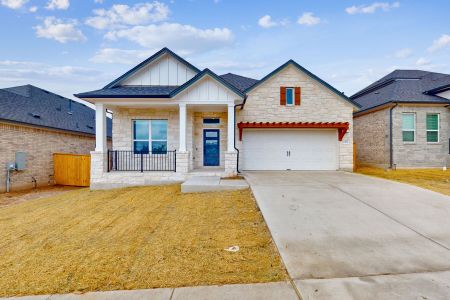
<box><xmin>75</xmin><ymin>86</ymin><xmax>178</xmax><ymax>98</ymax></box>
<box><xmin>0</xmin><ymin>85</ymin><xmax>112</xmax><ymax>137</ymax></box>
<box><xmin>219</xmin><ymin>73</ymin><xmax>259</xmax><ymax>92</ymax></box>
<box><xmin>351</xmin><ymin>70</ymin><xmax>450</xmax><ymax>111</ymax></box>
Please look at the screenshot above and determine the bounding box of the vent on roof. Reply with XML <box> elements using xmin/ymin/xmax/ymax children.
<box><xmin>28</xmin><ymin>113</ymin><xmax>41</xmax><ymax>119</ymax></box>
<box><xmin>56</xmin><ymin>106</ymin><xmax>62</xmax><ymax>111</ymax></box>
<box><xmin>86</xmin><ymin>125</ymin><xmax>94</xmax><ymax>129</ymax></box>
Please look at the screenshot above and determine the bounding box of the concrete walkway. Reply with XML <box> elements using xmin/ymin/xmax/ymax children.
<box><xmin>3</xmin><ymin>281</ymin><xmax>300</xmax><ymax>300</ymax></box>
<box><xmin>245</xmin><ymin>171</ymin><xmax>450</xmax><ymax>300</ymax></box>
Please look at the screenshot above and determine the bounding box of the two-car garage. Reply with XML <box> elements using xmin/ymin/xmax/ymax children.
<box><xmin>241</xmin><ymin>129</ymin><xmax>339</xmax><ymax>171</ymax></box>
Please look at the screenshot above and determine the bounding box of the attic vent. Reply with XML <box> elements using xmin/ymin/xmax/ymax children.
<box><xmin>86</xmin><ymin>125</ymin><xmax>94</xmax><ymax>129</ymax></box>
<box><xmin>67</xmin><ymin>111</ymin><xmax>73</xmax><ymax>115</ymax></box>
<box><xmin>374</xmin><ymin>92</ymin><xmax>380</xmax><ymax>94</ymax></box>
<box><xmin>56</xmin><ymin>106</ymin><xmax>62</xmax><ymax>111</ymax></box>
<box><xmin>29</xmin><ymin>113</ymin><xmax>41</xmax><ymax>119</ymax></box>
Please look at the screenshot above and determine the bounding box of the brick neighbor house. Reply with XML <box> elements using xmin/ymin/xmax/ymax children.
<box><xmin>75</xmin><ymin>48</ymin><xmax>359</xmax><ymax>189</ymax></box>
<box><xmin>352</xmin><ymin>70</ymin><xmax>450</xmax><ymax>169</ymax></box>
<box><xmin>0</xmin><ymin>85</ymin><xmax>112</xmax><ymax>192</ymax></box>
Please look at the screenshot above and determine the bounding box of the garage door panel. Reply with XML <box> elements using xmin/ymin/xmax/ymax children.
<box><xmin>242</xmin><ymin>129</ymin><xmax>337</xmax><ymax>171</ymax></box>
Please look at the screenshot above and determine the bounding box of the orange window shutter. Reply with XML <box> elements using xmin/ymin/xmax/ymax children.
<box><xmin>280</xmin><ymin>87</ymin><xmax>286</xmax><ymax>105</ymax></box>
<box><xmin>295</xmin><ymin>87</ymin><xmax>301</xmax><ymax>105</ymax></box>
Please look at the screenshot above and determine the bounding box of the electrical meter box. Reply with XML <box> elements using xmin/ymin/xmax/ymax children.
<box><xmin>15</xmin><ymin>152</ymin><xmax>27</xmax><ymax>171</ymax></box>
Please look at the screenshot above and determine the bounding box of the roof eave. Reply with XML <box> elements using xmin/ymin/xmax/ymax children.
<box><xmin>170</xmin><ymin>69</ymin><xmax>246</xmax><ymax>99</ymax></box>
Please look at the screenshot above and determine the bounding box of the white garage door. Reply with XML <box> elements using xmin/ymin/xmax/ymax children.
<box><xmin>241</xmin><ymin>129</ymin><xmax>338</xmax><ymax>171</ymax></box>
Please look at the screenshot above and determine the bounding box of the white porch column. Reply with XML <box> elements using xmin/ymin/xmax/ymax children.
<box><xmin>227</xmin><ymin>104</ymin><xmax>236</xmax><ymax>152</ymax></box>
<box><xmin>95</xmin><ymin>103</ymin><xmax>107</xmax><ymax>152</ymax></box>
<box><xmin>179</xmin><ymin>103</ymin><xmax>187</xmax><ymax>152</ymax></box>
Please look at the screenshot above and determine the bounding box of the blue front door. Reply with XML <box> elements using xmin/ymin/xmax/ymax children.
<box><xmin>203</xmin><ymin>129</ymin><xmax>220</xmax><ymax>166</ymax></box>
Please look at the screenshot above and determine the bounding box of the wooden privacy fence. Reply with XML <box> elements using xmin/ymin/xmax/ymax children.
<box><xmin>53</xmin><ymin>153</ymin><xmax>90</xmax><ymax>187</ymax></box>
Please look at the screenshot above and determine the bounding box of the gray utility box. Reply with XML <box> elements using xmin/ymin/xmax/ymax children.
<box><xmin>15</xmin><ymin>152</ymin><xmax>27</xmax><ymax>171</ymax></box>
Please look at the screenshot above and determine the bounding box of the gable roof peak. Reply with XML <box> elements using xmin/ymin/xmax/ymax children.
<box><xmin>103</xmin><ymin>47</ymin><xmax>200</xmax><ymax>89</ymax></box>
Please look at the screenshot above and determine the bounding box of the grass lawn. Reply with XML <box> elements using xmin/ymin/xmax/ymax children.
<box><xmin>0</xmin><ymin>185</ymin><xmax>286</xmax><ymax>297</ymax></box>
<box><xmin>356</xmin><ymin>166</ymin><xmax>450</xmax><ymax>196</ymax></box>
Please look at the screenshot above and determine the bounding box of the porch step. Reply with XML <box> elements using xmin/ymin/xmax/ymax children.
<box><xmin>181</xmin><ymin>176</ymin><xmax>249</xmax><ymax>193</ymax></box>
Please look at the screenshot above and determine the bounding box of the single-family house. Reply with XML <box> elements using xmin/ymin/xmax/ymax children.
<box><xmin>352</xmin><ymin>70</ymin><xmax>450</xmax><ymax>168</ymax></box>
<box><xmin>75</xmin><ymin>48</ymin><xmax>359</xmax><ymax>189</ymax></box>
<box><xmin>0</xmin><ymin>85</ymin><xmax>112</xmax><ymax>192</ymax></box>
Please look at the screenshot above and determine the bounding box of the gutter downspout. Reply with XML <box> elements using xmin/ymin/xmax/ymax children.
<box><xmin>234</xmin><ymin>96</ymin><xmax>247</xmax><ymax>173</ymax></box>
<box><xmin>389</xmin><ymin>103</ymin><xmax>398</xmax><ymax>169</ymax></box>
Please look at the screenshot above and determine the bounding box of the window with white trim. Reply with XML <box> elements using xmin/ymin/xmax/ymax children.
<box><xmin>426</xmin><ymin>113</ymin><xmax>439</xmax><ymax>143</ymax></box>
<box><xmin>133</xmin><ymin>120</ymin><xmax>168</xmax><ymax>154</ymax></box>
<box><xmin>286</xmin><ymin>87</ymin><xmax>294</xmax><ymax>106</ymax></box>
<box><xmin>402</xmin><ymin>113</ymin><xmax>415</xmax><ymax>143</ymax></box>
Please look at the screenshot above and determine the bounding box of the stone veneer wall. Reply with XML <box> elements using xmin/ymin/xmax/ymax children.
<box><xmin>353</xmin><ymin>108</ymin><xmax>390</xmax><ymax>168</ymax></box>
<box><xmin>392</xmin><ymin>105</ymin><xmax>450</xmax><ymax>168</ymax></box>
<box><xmin>236</xmin><ymin>64</ymin><xmax>355</xmax><ymax>170</ymax></box>
<box><xmin>0</xmin><ymin>121</ymin><xmax>103</xmax><ymax>192</ymax></box>
<box><xmin>193</xmin><ymin>112</ymin><xmax>227</xmax><ymax>168</ymax></box>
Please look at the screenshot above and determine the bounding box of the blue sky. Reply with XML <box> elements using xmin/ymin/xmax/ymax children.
<box><xmin>0</xmin><ymin>0</ymin><xmax>449</xmax><ymax>102</ymax></box>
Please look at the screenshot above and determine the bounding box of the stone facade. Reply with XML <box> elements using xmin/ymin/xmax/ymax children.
<box><xmin>392</xmin><ymin>105</ymin><xmax>450</xmax><ymax>168</ymax></box>
<box><xmin>353</xmin><ymin>108</ymin><xmax>390</xmax><ymax>168</ymax></box>
<box><xmin>353</xmin><ymin>105</ymin><xmax>450</xmax><ymax>168</ymax></box>
<box><xmin>0</xmin><ymin>121</ymin><xmax>102</xmax><ymax>192</ymax></box>
<box><xmin>235</xmin><ymin>64</ymin><xmax>355</xmax><ymax>170</ymax></box>
<box><xmin>193</xmin><ymin>112</ymin><xmax>227</xmax><ymax>168</ymax></box>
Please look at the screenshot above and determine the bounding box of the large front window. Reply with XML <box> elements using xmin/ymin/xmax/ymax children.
<box><xmin>133</xmin><ymin>120</ymin><xmax>168</xmax><ymax>154</ymax></box>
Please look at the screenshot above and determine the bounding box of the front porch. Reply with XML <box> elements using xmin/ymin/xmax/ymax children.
<box><xmin>90</xmin><ymin>102</ymin><xmax>239</xmax><ymax>189</ymax></box>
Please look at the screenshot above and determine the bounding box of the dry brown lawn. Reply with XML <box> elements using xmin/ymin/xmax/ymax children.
<box><xmin>356</xmin><ymin>166</ymin><xmax>450</xmax><ymax>196</ymax></box>
<box><xmin>0</xmin><ymin>185</ymin><xmax>80</xmax><ymax>207</ymax></box>
<box><xmin>0</xmin><ymin>185</ymin><xmax>286</xmax><ymax>297</ymax></box>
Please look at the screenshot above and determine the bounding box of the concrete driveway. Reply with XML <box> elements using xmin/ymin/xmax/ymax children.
<box><xmin>245</xmin><ymin>171</ymin><xmax>450</xmax><ymax>300</ymax></box>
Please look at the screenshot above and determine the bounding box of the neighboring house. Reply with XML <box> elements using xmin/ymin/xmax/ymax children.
<box><xmin>352</xmin><ymin>70</ymin><xmax>450</xmax><ymax>169</ymax></box>
<box><xmin>75</xmin><ymin>48</ymin><xmax>359</xmax><ymax>189</ymax></box>
<box><xmin>0</xmin><ymin>85</ymin><xmax>112</xmax><ymax>192</ymax></box>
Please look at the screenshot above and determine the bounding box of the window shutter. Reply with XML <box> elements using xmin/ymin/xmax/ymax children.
<box><xmin>280</xmin><ymin>87</ymin><xmax>286</xmax><ymax>105</ymax></box>
<box><xmin>295</xmin><ymin>87</ymin><xmax>301</xmax><ymax>105</ymax></box>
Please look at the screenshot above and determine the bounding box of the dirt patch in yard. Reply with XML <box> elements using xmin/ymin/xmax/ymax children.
<box><xmin>0</xmin><ymin>185</ymin><xmax>286</xmax><ymax>297</ymax></box>
<box><xmin>0</xmin><ymin>185</ymin><xmax>81</xmax><ymax>207</ymax></box>
<box><xmin>356</xmin><ymin>167</ymin><xmax>450</xmax><ymax>196</ymax></box>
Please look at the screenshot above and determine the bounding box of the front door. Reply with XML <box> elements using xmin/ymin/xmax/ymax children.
<box><xmin>203</xmin><ymin>129</ymin><xmax>220</xmax><ymax>166</ymax></box>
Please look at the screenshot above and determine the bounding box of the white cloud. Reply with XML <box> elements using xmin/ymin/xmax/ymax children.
<box><xmin>416</xmin><ymin>57</ymin><xmax>430</xmax><ymax>67</ymax></box>
<box><xmin>104</xmin><ymin>23</ymin><xmax>233</xmax><ymax>54</ymax></box>
<box><xmin>90</xmin><ymin>48</ymin><xmax>155</xmax><ymax>64</ymax></box>
<box><xmin>258</xmin><ymin>15</ymin><xmax>277</xmax><ymax>28</ymax></box>
<box><xmin>346</xmin><ymin>2</ymin><xmax>400</xmax><ymax>14</ymax></box>
<box><xmin>94</xmin><ymin>0</ymin><xmax>103</xmax><ymax>3</ymax></box>
<box><xmin>28</xmin><ymin>5</ymin><xmax>37</xmax><ymax>12</ymax></box>
<box><xmin>428</xmin><ymin>34</ymin><xmax>450</xmax><ymax>52</ymax></box>
<box><xmin>46</xmin><ymin>0</ymin><xmax>69</xmax><ymax>10</ymax></box>
<box><xmin>393</xmin><ymin>48</ymin><xmax>412</xmax><ymax>59</ymax></box>
<box><xmin>297</xmin><ymin>12</ymin><xmax>321</xmax><ymax>26</ymax></box>
<box><xmin>34</xmin><ymin>17</ymin><xmax>86</xmax><ymax>43</ymax></box>
<box><xmin>0</xmin><ymin>59</ymin><xmax>110</xmax><ymax>104</ymax></box>
<box><xmin>86</xmin><ymin>2</ymin><xmax>169</xmax><ymax>29</ymax></box>
<box><xmin>1</xmin><ymin>0</ymin><xmax>28</xmax><ymax>9</ymax></box>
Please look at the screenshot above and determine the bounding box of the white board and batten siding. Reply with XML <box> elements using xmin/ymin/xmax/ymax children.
<box><xmin>177</xmin><ymin>77</ymin><xmax>239</xmax><ymax>102</ymax></box>
<box><xmin>121</xmin><ymin>54</ymin><xmax>197</xmax><ymax>86</ymax></box>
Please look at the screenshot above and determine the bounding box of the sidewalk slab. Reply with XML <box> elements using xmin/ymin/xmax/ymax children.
<box><xmin>181</xmin><ymin>176</ymin><xmax>248</xmax><ymax>193</ymax></box>
<box><xmin>3</xmin><ymin>288</ymin><xmax>173</xmax><ymax>300</ymax></box>
<box><xmin>295</xmin><ymin>271</ymin><xmax>450</xmax><ymax>300</ymax></box>
<box><xmin>172</xmin><ymin>281</ymin><xmax>298</xmax><ymax>300</ymax></box>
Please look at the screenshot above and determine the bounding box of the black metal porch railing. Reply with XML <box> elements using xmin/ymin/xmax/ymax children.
<box><xmin>107</xmin><ymin>150</ymin><xmax>176</xmax><ymax>172</ymax></box>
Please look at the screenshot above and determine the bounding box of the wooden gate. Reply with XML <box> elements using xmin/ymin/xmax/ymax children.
<box><xmin>53</xmin><ymin>153</ymin><xmax>90</xmax><ymax>187</ymax></box>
